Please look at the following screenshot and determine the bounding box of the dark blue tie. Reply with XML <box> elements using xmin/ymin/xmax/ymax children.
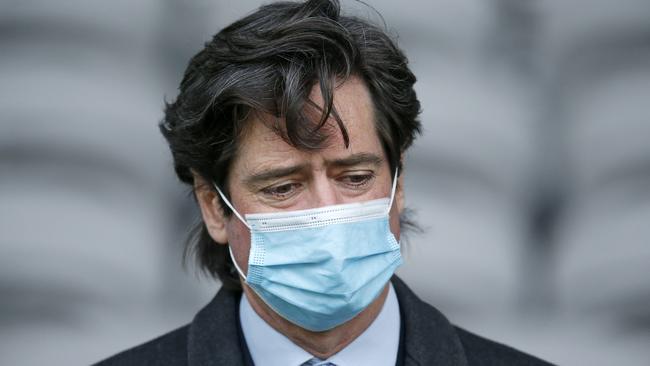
<box><xmin>300</xmin><ymin>357</ymin><xmax>337</xmax><ymax>366</ymax></box>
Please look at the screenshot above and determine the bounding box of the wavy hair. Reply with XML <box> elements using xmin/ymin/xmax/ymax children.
<box><xmin>160</xmin><ymin>0</ymin><xmax>421</xmax><ymax>290</ymax></box>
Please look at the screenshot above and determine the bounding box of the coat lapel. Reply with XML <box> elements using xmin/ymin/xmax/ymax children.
<box><xmin>187</xmin><ymin>277</ymin><xmax>468</xmax><ymax>366</ymax></box>
<box><xmin>392</xmin><ymin>277</ymin><xmax>469</xmax><ymax>366</ymax></box>
<box><xmin>187</xmin><ymin>288</ymin><xmax>246</xmax><ymax>366</ymax></box>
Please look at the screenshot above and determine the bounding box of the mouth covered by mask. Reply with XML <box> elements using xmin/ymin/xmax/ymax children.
<box><xmin>214</xmin><ymin>170</ymin><xmax>402</xmax><ymax>332</ymax></box>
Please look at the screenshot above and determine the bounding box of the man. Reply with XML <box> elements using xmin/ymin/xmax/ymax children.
<box><xmin>98</xmin><ymin>0</ymin><xmax>552</xmax><ymax>364</ymax></box>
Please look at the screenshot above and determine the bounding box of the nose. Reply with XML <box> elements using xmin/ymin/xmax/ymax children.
<box><xmin>310</xmin><ymin>173</ymin><xmax>339</xmax><ymax>208</ymax></box>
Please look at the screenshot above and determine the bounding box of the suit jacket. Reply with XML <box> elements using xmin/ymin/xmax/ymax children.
<box><xmin>96</xmin><ymin>277</ymin><xmax>553</xmax><ymax>365</ymax></box>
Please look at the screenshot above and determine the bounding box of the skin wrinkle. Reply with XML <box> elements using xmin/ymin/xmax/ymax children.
<box><xmin>243</xmin><ymin>152</ymin><xmax>383</xmax><ymax>191</ymax></box>
<box><xmin>163</xmin><ymin>0</ymin><xmax>420</xmax><ymax>294</ymax></box>
<box><xmin>194</xmin><ymin>76</ymin><xmax>404</xmax><ymax>358</ymax></box>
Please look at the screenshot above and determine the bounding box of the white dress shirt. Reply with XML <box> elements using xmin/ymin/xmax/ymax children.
<box><xmin>239</xmin><ymin>283</ymin><xmax>401</xmax><ymax>366</ymax></box>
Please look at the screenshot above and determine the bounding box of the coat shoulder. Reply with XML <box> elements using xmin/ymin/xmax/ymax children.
<box><xmin>93</xmin><ymin>325</ymin><xmax>190</xmax><ymax>366</ymax></box>
<box><xmin>455</xmin><ymin>327</ymin><xmax>555</xmax><ymax>366</ymax></box>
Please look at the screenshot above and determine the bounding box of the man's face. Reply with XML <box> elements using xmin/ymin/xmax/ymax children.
<box><xmin>201</xmin><ymin>76</ymin><xmax>404</xmax><ymax>276</ymax></box>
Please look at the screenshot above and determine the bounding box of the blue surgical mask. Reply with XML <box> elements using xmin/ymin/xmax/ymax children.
<box><xmin>214</xmin><ymin>170</ymin><xmax>402</xmax><ymax>332</ymax></box>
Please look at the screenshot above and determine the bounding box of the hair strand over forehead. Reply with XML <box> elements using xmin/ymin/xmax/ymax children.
<box><xmin>160</xmin><ymin>0</ymin><xmax>421</xmax><ymax>289</ymax></box>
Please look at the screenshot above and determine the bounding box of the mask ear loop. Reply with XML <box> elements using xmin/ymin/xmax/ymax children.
<box><xmin>213</xmin><ymin>184</ymin><xmax>252</xmax><ymax>229</ymax></box>
<box><xmin>228</xmin><ymin>245</ymin><xmax>247</xmax><ymax>281</ymax></box>
<box><xmin>213</xmin><ymin>183</ymin><xmax>250</xmax><ymax>280</ymax></box>
<box><xmin>386</xmin><ymin>167</ymin><xmax>399</xmax><ymax>215</ymax></box>
<box><xmin>216</xmin><ymin>174</ymin><xmax>398</xmax><ymax>279</ymax></box>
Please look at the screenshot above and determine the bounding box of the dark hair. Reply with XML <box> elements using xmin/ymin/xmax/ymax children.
<box><xmin>160</xmin><ymin>0</ymin><xmax>421</xmax><ymax>290</ymax></box>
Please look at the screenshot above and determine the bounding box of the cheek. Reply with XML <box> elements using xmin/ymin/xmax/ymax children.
<box><xmin>226</xmin><ymin>219</ymin><xmax>252</xmax><ymax>275</ymax></box>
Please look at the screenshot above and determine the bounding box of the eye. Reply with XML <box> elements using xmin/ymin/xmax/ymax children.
<box><xmin>339</xmin><ymin>173</ymin><xmax>375</xmax><ymax>189</ymax></box>
<box><xmin>261</xmin><ymin>182</ymin><xmax>302</xmax><ymax>199</ymax></box>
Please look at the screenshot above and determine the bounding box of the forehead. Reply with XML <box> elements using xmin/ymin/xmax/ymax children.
<box><xmin>231</xmin><ymin>77</ymin><xmax>384</xmax><ymax>172</ymax></box>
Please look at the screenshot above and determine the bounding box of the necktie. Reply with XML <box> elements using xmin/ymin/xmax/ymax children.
<box><xmin>300</xmin><ymin>357</ymin><xmax>337</xmax><ymax>366</ymax></box>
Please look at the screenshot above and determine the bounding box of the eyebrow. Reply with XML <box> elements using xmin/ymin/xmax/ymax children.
<box><xmin>243</xmin><ymin>164</ymin><xmax>309</xmax><ymax>188</ymax></box>
<box><xmin>325</xmin><ymin>152</ymin><xmax>383</xmax><ymax>168</ymax></box>
<box><xmin>243</xmin><ymin>152</ymin><xmax>384</xmax><ymax>188</ymax></box>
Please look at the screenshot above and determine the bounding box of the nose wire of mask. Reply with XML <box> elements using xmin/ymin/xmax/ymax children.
<box><xmin>212</xmin><ymin>168</ymin><xmax>399</xmax><ymax>280</ymax></box>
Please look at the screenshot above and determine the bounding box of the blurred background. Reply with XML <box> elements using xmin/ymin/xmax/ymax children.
<box><xmin>1</xmin><ymin>0</ymin><xmax>649</xmax><ymax>364</ymax></box>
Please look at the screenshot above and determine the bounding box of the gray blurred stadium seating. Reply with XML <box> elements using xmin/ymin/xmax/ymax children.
<box><xmin>1</xmin><ymin>0</ymin><xmax>648</xmax><ymax>365</ymax></box>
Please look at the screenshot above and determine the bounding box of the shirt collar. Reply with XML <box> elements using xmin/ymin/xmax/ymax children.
<box><xmin>239</xmin><ymin>283</ymin><xmax>401</xmax><ymax>366</ymax></box>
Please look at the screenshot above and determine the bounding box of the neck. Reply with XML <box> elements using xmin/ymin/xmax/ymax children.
<box><xmin>242</xmin><ymin>282</ymin><xmax>390</xmax><ymax>359</ymax></box>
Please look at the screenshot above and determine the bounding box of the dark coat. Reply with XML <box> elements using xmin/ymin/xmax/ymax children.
<box><xmin>95</xmin><ymin>277</ymin><xmax>553</xmax><ymax>365</ymax></box>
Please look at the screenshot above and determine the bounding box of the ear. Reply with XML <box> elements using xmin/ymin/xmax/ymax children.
<box><xmin>192</xmin><ymin>171</ymin><xmax>229</xmax><ymax>245</ymax></box>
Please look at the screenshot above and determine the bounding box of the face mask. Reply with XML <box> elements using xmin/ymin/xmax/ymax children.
<box><xmin>214</xmin><ymin>170</ymin><xmax>402</xmax><ymax>332</ymax></box>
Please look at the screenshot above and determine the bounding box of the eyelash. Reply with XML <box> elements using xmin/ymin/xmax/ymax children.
<box><xmin>261</xmin><ymin>182</ymin><xmax>302</xmax><ymax>199</ymax></box>
<box><xmin>260</xmin><ymin>173</ymin><xmax>375</xmax><ymax>200</ymax></box>
<box><xmin>338</xmin><ymin>173</ymin><xmax>375</xmax><ymax>189</ymax></box>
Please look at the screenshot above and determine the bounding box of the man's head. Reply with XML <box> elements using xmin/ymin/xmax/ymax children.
<box><xmin>161</xmin><ymin>0</ymin><xmax>421</xmax><ymax>290</ymax></box>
